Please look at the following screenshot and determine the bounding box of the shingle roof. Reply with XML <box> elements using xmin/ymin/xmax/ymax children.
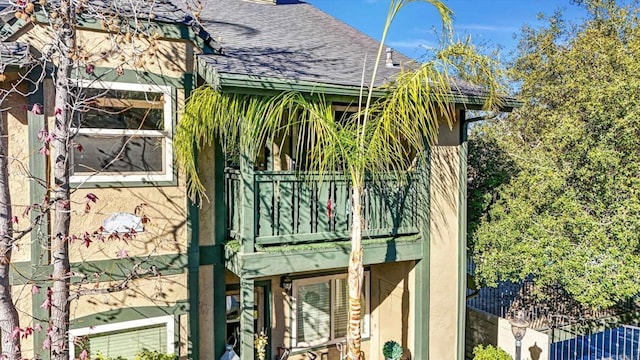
<box><xmin>197</xmin><ymin>0</ymin><xmax>412</xmax><ymax>88</ymax></box>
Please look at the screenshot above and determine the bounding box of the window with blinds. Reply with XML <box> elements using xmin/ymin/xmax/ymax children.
<box><xmin>80</xmin><ymin>324</ymin><xmax>167</xmax><ymax>359</ymax></box>
<box><xmin>69</xmin><ymin>315</ymin><xmax>174</xmax><ymax>360</ymax></box>
<box><xmin>292</xmin><ymin>273</ymin><xmax>370</xmax><ymax>348</ymax></box>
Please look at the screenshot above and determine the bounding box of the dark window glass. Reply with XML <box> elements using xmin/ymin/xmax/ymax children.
<box><xmin>79</xmin><ymin>88</ymin><xmax>165</xmax><ymax>130</ymax></box>
<box><xmin>73</xmin><ymin>134</ymin><xmax>164</xmax><ymax>174</ymax></box>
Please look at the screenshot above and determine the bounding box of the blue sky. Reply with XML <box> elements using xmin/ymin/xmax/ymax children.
<box><xmin>306</xmin><ymin>0</ymin><xmax>588</xmax><ymax>60</ymax></box>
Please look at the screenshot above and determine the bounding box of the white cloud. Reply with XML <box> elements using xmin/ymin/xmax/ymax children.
<box><xmin>456</xmin><ymin>24</ymin><xmax>519</xmax><ymax>32</ymax></box>
<box><xmin>387</xmin><ymin>39</ymin><xmax>435</xmax><ymax>50</ymax></box>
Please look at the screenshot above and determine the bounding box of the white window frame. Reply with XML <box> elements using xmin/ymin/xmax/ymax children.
<box><xmin>291</xmin><ymin>272</ymin><xmax>370</xmax><ymax>349</ymax></box>
<box><xmin>70</xmin><ymin>80</ymin><xmax>174</xmax><ymax>184</ymax></box>
<box><xmin>68</xmin><ymin>315</ymin><xmax>175</xmax><ymax>357</ymax></box>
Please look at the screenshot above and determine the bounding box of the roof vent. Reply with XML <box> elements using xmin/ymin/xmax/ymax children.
<box><xmin>386</xmin><ymin>47</ymin><xmax>397</xmax><ymax>68</ymax></box>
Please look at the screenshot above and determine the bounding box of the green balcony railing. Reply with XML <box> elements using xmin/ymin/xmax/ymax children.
<box><xmin>225</xmin><ymin>168</ymin><xmax>420</xmax><ymax>249</ymax></box>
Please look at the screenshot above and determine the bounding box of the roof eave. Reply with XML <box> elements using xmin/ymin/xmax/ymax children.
<box><xmin>197</xmin><ymin>58</ymin><xmax>521</xmax><ymax>110</ymax></box>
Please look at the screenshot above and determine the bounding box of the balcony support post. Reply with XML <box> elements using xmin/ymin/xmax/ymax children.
<box><xmin>239</xmin><ymin>276</ymin><xmax>255</xmax><ymax>359</ymax></box>
<box><xmin>414</xmin><ymin>147</ymin><xmax>430</xmax><ymax>360</ymax></box>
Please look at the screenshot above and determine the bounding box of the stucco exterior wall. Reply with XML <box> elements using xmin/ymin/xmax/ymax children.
<box><xmin>429</xmin><ymin>119</ymin><xmax>462</xmax><ymax>360</ymax></box>
<box><xmin>4</xmin><ymin>83</ymin><xmax>32</xmax><ymax>263</ymax></box>
<box><xmin>14</xmin><ymin>25</ymin><xmax>194</xmax><ymax>79</ymax></box>
<box><xmin>70</xmin><ymin>272</ymin><xmax>188</xmax><ymax>320</ymax></box>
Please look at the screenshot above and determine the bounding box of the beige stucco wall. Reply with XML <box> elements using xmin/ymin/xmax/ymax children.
<box><xmin>70</xmin><ymin>272</ymin><xmax>188</xmax><ymax>321</ymax></box>
<box><xmin>14</xmin><ymin>25</ymin><xmax>194</xmax><ymax>79</ymax></box>
<box><xmin>2</xmin><ymin>78</ymin><xmax>32</xmax><ymax>263</ymax></box>
<box><xmin>13</xmin><ymin>285</ymin><xmax>34</xmax><ymax>358</ymax></box>
<box><xmin>429</xmin><ymin>119</ymin><xmax>462</xmax><ymax>360</ymax></box>
<box><xmin>370</xmin><ymin>261</ymin><xmax>415</xmax><ymax>360</ymax></box>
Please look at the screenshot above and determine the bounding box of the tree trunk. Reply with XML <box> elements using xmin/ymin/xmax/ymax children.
<box><xmin>347</xmin><ymin>184</ymin><xmax>364</xmax><ymax>360</ymax></box>
<box><xmin>0</xmin><ymin>114</ymin><xmax>22</xmax><ymax>359</ymax></box>
<box><xmin>50</xmin><ymin>8</ymin><xmax>75</xmax><ymax>359</ymax></box>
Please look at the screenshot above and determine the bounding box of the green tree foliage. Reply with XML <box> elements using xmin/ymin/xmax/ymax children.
<box><xmin>470</xmin><ymin>0</ymin><xmax>640</xmax><ymax>309</ymax></box>
<box><xmin>472</xmin><ymin>345</ymin><xmax>511</xmax><ymax>360</ymax></box>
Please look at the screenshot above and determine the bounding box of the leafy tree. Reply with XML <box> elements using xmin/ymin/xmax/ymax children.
<box><xmin>470</xmin><ymin>0</ymin><xmax>640</xmax><ymax>309</ymax></box>
<box><xmin>176</xmin><ymin>2</ymin><xmax>503</xmax><ymax>359</ymax></box>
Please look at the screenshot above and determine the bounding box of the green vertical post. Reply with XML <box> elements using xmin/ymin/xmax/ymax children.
<box><xmin>414</xmin><ymin>148</ymin><xmax>430</xmax><ymax>360</ymax></box>
<box><xmin>240</xmin><ymin>151</ymin><xmax>255</xmax><ymax>253</ymax></box>
<box><xmin>239</xmin><ymin>277</ymin><xmax>255</xmax><ymax>360</ymax></box>
<box><xmin>213</xmin><ymin>141</ymin><xmax>228</xmax><ymax>357</ymax></box>
<box><xmin>457</xmin><ymin>111</ymin><xmax>468</xmax><ymax>360</ymax></box>
<box><xmin>28</xmin><ymin>80</ymin><xmax>51</xmax><ymax>360</ymax></box>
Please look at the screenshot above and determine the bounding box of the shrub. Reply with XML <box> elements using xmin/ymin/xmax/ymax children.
<box><xmin>382</xmin><ymin>340</ymin><xmax>403</xmax><ymax>359</ymax></box>
<box><xmin>134</xmin><ymin>349</ymin><xmax>176</xmax><ymax>360</ymax></box>
<box><xmin>472</xmin><ymin>344</ymin><xmax>512</xmax><ymax>360</ymax></box>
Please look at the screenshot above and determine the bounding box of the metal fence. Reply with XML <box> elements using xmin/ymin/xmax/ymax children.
<box><xmin>550</xmin><ymin>325</ymin><xmax>640</xmax><ymax>360</ymax></box>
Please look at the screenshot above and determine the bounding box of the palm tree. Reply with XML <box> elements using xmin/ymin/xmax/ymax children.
<box><xmin>175</xmin><ymin>1</ymin><xmax>504</xmax><ymax>359</ymax></box>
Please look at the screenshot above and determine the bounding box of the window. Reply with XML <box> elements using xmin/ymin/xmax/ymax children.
<box><xmin>70</xmin><ymin>80</ymin><xmax>174</xmax><ymax>184</ymax></box>
<box><xmin>291</xmin><ymin>273</ymin><xmax>370</xmax><ymax>348</ymax></box>
<box><xmin>69</xmin><ymin>315</ymin><xmax>175</xmax><ymax>359</ymax></box>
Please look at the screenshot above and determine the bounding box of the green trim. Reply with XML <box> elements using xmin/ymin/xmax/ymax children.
<box><xmin>185</xmin><ymin>66</ymin><xmax>200</xmax><ymax>358</ymax></box>
<box><xmin>239</xmin><ymin>153</ymin><xmax>255</xmax><ymax>254</ymax></box>
<box><xmin>75</xmin><ymin>67</ymin><xmax>189</xmax><ymax>89</ymax></box>
<box><xmin>213</xmin><ymin>141</ymin><xmax>228</xmax><ymax>357</ymax></box>
<box><xmin>414</xmin><ymin>148</ymin><xmax>431</xmax><ymax>360</ymax></box>
<box><xmin>3</xmin><ymin>12</ymin><xmax>215</xmax><ymax>52</ymax></box>
<box><xmin>458</xmin><ymin>111</ymin><xmax>468</xmax><ymax>360</ymax></box>
<box><xmin>27</xmin><ymin>79</ymin><xmax>51</xmax><ymax>360</ymax></box>
<box><xmin>10</xmin><ymin>254</ymin><xmax>188</xmax><ymax>285</ymax></box>
<box><xmin>225</xmin><ymin>235</ymin><xmax>423</xmax><ymax>278</ymax></box>
<box><xmin>187</xmin><ymin>184</ymin><xmax>200</xmax><ymax>360</ymax></box>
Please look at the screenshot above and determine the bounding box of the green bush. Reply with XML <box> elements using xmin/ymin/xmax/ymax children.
<box><xmin>382</xmin><ymin>340</ymin><xmax>403</xmax><ymax>359</ymax></box>
<box><xmin>133</xmin><ymin>349</ymin><xmax>176</xmax><ymax>360</ymax></box>
<box><xmin>472</xmin><ymin>344</ymin><xmax>511</xmax><ymax>360</ymax></box>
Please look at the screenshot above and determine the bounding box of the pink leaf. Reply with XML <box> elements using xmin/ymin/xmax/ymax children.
<box><xmin>42</xmin><ymin>336</ymin><xmax>51</xmax><ymax>350</ymax></box>
<box><xmin>85</xmin><ymin>64</ymin><xmax>95</xmax><ymax>74</ymax></box>
<box><xmin>31</xmin><ymin>285</ymin><xmax>40</xmax><ymax>295</ymax></box>
<box><xmin>22</xmin><ymin>326</ymin><xmax>33</xmax><ymax>339</ymax></box>
<box><xmin>82</xmin><ymin>235</ymin><xmax>92</xmax><ymax>248</ymax></box>
<box><xmin>40</xmin><ymin>298</ymin><xmax>51</xmax><ymax>309</ymax></box>
<box><xmin>38</xmin><ymin>147</ymin><xmax>49</xmax><ymax>156</ymax></box>
<box><xmin>76</xmin><ymin>143</ymin><xmax>84</xmax><ymax>152</ymax></box>
<box><xmin>31</xmin><ymin>103</ymin><xmax>42</xmax><ymax>115</ymax></box>
<box><xmin>34</xmin><ymin>324</ymin><xmax>42</xmax><ymax>332</ymax></box>
<box><xmin>116</xmin><ymin>249</ymin><xmax>130</xmax><ymax>259</ymax></box>
<box><xmin>11</xmin><ymin>327</ymin><xmax>21</xmax><ymax>340</ymax></box>
<box><xmin>85</xmin><ymin>193</ymin><xmax>99</xmax><ymax>203</ymax></box>
<box><xmin>80</xmin><ymin>349</ymin><xmax>89</xmax><ymax>360</ymax></box>
<box><xmin>54</xmin><ymin>108</ymin><xmax>62</xmax><ymax>116</ymax></box>
<box><xmin>11</xmin><ymin>216</ymin><xmax>18</xmax><ymax>224</ymax></box>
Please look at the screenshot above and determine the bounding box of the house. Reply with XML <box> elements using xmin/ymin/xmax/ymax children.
<box><xmin>0</xmin><ymin>0</ymin><xmax>518</xmax><ymax>359</ymax></box>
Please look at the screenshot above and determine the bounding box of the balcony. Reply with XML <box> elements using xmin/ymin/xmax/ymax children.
<box><xmin>225</xmin><ymin>168</ymin><xmax>422</xmax><ymax>251</ymax></box>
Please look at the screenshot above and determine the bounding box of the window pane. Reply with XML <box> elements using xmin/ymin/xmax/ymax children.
<box><xmin>297</xmin><ymin>282</ymin><xmax>330</xmax><ymax>344</ymax></box>
<box><xmin>333</xmin><ymin>277</ymin><xmax>366</xmax><ymax>339</ymax></box>
<box><xmin>334</xmin><ymin>278</ymin><xmax>349</xmax><ymax>339</ymax></box>
<box><xmin>73</xmin><ymin>134</ymin><xmax>164</xmax><ymax>174</ymax></box>
<box><xmin>79</xmin><ymin>88</ymin><xmax>165</xmax><ymax>130</ymax></box>
<box><xmin>84</xmin><ymin>324</ymin><xmax>167</xmax><ymax>359</ymax></box>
